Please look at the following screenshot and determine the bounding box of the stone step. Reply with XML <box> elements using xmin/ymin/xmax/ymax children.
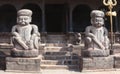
<box><xmin>41</xmin><ymin>59</ymin><xmax>79</xmax><ymax>65</ymax></box>
<box><xmin>46</xmin><ymin>40</ymin><xmax>66</xmax><ymax>43</ymax></box>
<box><xmin>42</xmin><ymin>55</ymin><xmax>79</xmax><ymax>60</ymax></box>
<box><xmin>41</xmin><ymin>64</ymin><xmax>79</xmax><ymax>70</ymax></box>
<box><xmin>47</xmin><ymin>36</ymin><xmax>65</xmax><ymax>40</ymax></box>
<box><xmin>46</xmin><ymin>43</ymin><xmax>67</xmax><ymax>47</ymax></box>
<box><xmin>44</xmin><ymin>46</ymin><xmax>68</xmax><ymax>51</ymax></box>
<box><xmin>47</xmin><ymin>35</ymin><xmax>65</xmax><ymax>39</ymax></box>
<box><xmin>113</xmin><ymin>43</ymin><xmax>120</xmax><ymax>54</ymax></box>
<box><xmin>46</xmin><ymin>35</ymin><xmax>66</xmax><ymax>43</ymax></box>
<box><xmin>44</xmin><ymin>51</ymin><xmax>72</xmax><ymax>55</ymax></box>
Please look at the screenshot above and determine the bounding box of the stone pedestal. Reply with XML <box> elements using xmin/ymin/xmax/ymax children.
<box><xmin>114</xmin><ymin>55</ymin><xmax>120</xmax><ymax>68</ymax></box>
<box><xmin>113</xmin><ymin>43</ymin><xmax>120</xmax><ymax>54</ymax></box>
<box><xmin>82</xmin><ymin>49</ymin><xmax>110</xmax><ymax>57</ymax></box>
<box><xmin>82</xmin><ymin>49</ymin><xmax>114</xmax><ymax>71</ymax></box>
<box><xmin>83</xmin><ymin>56</ymin><xmax>114</xmax><ymax>70</ymax></box>
<box><xmin>6</xmin><ymin>56</ymin><xmax>41</xmax><ymax>72</ymax></box>
<box><xmin>11</xmin><ymin>48</ymin><xmax>39</xmax><ymax>57</ymax></box>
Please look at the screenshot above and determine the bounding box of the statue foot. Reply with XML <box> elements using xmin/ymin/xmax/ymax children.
<box><xmin>11</xmin><ymin>48</ymin><xmax>39</xmax><ymax>57</ymax></box>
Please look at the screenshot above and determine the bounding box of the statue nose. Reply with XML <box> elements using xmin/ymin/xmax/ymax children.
<box><xmin>21</xmin><ymin>19</ymin><xmax>25</xmax><ymax>22</ymax></box>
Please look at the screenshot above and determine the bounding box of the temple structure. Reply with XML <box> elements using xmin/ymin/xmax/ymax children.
<box><xmin>0</xmin><ymin>0</ymin><xmax>120</xmax><ymax>73</ymax></box>
<box><xmin>0</xmin><ymin>0</ymin><xmax>119</xmax><ymax>33</ymax></box>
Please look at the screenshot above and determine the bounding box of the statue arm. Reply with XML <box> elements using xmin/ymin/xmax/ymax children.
<box><xmin>85</xmin><ymin>26</ymin><xmax>95</xmax><ymax>38</ymax></box>
<box><xmin>11</xmin><ymin>25</ymin><xmax>17</xmax><ymax>32</ymax></box>
<box><xmin>31</xmin><ymin>25</ymin><xmax>40</xmax><ymax>39</ymax></box>
<box><xmin>11</xmin><ymin>25</ymin><xmax>20</xmax><ymax>37</ymax></box>
<box><xmin>104</xmin><ymin>27</ymin><xmax>109</xmax><ymax>36</ymax></box>
<box><xmin>32</xmin><ymin>25</ymin><xmax>40</xmax><ymax>35</ymax></box>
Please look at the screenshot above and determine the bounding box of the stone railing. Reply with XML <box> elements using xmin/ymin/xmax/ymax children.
<box><xmin>0</xmin><ymin>32</ymin><xmax>13</xmax><ymax>48</ymax></box>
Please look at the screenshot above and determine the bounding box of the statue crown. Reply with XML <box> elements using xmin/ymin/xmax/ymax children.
<box><xmin>17</xmin><ymin>9</ymin><xmax>32</xmax><ymax>17</ymax></box>
<box><xmin>90</xmin><ymin>10</ymin><xmax>105</xmax><ymax>18</ymax></box>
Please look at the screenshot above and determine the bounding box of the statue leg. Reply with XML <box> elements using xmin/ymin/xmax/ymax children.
<box><xmin>92</xmin><ymin>37</ymin><xmax>105</xmax><ymax>50</ymax></box>
<box><xmin>29</xmin><ymin>40</ymin><xmax>34</xmax><ymax>50</ymax></box>
<box><xmin>33</xmin><ymin>37</ymin><xmax>39</xmax><ymax>49</ymax></box>
<box><xmin>85</xmin><ymin>37</ymin><xmax>92</xmax><ymax>49</ymax></box>
<box><xmin>13</xmin><ymin>37</ymin><xmax>29</xmax><ymax>50</ymax></box>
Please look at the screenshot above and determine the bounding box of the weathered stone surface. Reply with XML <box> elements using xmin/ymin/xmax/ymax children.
<box><xmin>114</xmin><ymin>55</ymin><xmax>120</xmax><ymax>68</ymax></box>
<box><xmin>83</xmin><ymin>56</ymin><xmax>114</xmax><ymax>70</ymax></box>
<box><xmin>11</xmin><ymin>48</ymin><xmax>39</xmax><ymax>57</ymax></box>
<box><xmin>113</xmin><ymin>43</ymin><xmax>120</xmax><ymax>54</ymax></box>
<box><xmin>0</xmin><ymin>57</ymin><xmax>5</xmax><ymax>70</ymax></box>
<box><xmin>6</xmin><ymin>56</ymin><xmax>41</xmax><ymax>72</ymax></box>
<box><xmin>84</xmin><ymin>10</ymin><xmax>109</xmax><ymax>50</ymax></box>
<box><xmin>43</xmin><ymin>55</ymin><xmax>79</xmax><ymax>60</ymax></box>
<box><xmin>41</xmin><ymin>59</ymin><xmax>79</xmax><ymax>65</ymax></box>
<box><xmin>11</xmin><ymin>9</ymin><xmax>40</xmax><ymax>58</ymax></box>
<box><xmin>73</xmin><ymin>45</ymin><xmax>81</xmax><ymax>56</ymax></box>
<box><xmin>82</xmin><ymin>49</ymin><xmax>110</xmax><ymax>57</ymax></box>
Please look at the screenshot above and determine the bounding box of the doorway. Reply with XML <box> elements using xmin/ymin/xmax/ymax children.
<box><xmin>45</xmin><ymin>4</ymin><xmax>67</xmax><ymax>33</ymax></box>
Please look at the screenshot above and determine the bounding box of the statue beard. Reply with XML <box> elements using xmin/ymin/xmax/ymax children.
<box><xmin>18</xmin><ymin>22</ymin><xmax>30</xmax><ymax>26</ymax></box>
<box><xmin>93</xmin><ymin>23</ymin><xmax>103</xmax><ymax>28</ymax></box>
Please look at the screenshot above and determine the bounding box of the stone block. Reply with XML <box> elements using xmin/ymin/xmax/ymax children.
<box><xmin>6</xmin><ymin>56</ymin><xmax>41</xmax><ymax>72</ymax></box>
<box><xmin>82</xmin><ymin>49</ymin><xmax>110</xmax><ymax>57</ymax></box>
<box><xmin>11</xmin><ymin>48</ymin><xmax>39</xmax><ymax>57</ymax></box>
<box><xmin>73</xmin><ymin>45</ymin><xmax>81</xmax><ymax>56</ymax></box>
<box><xmin>82</xmin><ymin>56</ymin><xmax>114</xmax><ymax>70</ymax></box>
<box><xmin>114</xmin><ymin>56</ymin><xmax>120</xmax><ymax>68</ymax></box>
<box><xmin>0</xmin><ymin>57</ymin><xmax>5</xmax><ymax>70</ymax></box>
<box><xmin>113</xmin><ymin>43</ymin><xmax>120</xmax><ymax>54</ymax></box>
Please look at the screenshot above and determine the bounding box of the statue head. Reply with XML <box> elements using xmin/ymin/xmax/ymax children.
<box><xmin>17</xmin><ymin>9</ymin><xmax>32</xmax><ymax>26</ymax></box>
<box><xmin>90</xmin><ymin>10</ymin><xmax>105</xmax><ymax>28</ymax></box>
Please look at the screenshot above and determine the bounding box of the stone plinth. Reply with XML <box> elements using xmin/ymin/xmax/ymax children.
<box><xmin>83</xmin><ymin>56</ymin><xmax>114</xmax><ymax>70</ymax></box>
<box><xmin>11</xmin><ymin>48</ymin><xmax>39</xmax><ymax>57</ymax></box>
<box><xmin>82</xmin><ymin>49</ymin><xmax>110</xmax><ymax>57</ymax></box>
<box><xmin>114</xmin><ymin>55</ymin><xmax>120</xmax><ymax>68</ymax></box>
<box><xmin>113</xmin><ymin>43</ymin><xmax>120</xmax><ymax>54</ymax></box>
<box><xmin>6</xmin><ymin>56</ymin><xmax>41</xmax><ymax>72</ymax></box>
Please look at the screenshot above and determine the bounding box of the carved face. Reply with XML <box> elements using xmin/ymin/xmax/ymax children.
<box><xmin>17</xmin><ymin>16</ymin><xmax>31</xmax><ymax>26</ymax></box>
<box><xmin>91</xmin><ymin>17</ymin><xmax>104</xmax><ymax>28</ymax></box>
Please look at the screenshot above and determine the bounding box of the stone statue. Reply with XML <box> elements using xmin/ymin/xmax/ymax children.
<box><xmin>84</xmin><ymin>10</ymin><xmax>110</xmax><ymax>50</ymax></box>
<box><xmin>74</xmin><ymin>33</ymin><xmax>81</xmax><ymax>45</ymax></box>
<box><xmin>11</xmin><ymin>9</ymin><xmax>40</xmax><ymax>57</ymax></box>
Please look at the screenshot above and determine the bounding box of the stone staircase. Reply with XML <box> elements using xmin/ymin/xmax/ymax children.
<box><xmin>41</xmin><ymin>34</ymin><xmax>80</xmax><ymax>70</ymax></box>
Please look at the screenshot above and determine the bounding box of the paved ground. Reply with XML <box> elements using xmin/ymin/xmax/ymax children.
<box><xmin>1</xmin><ymin>69</ymin><xmax>120</xmax><ymax>74</ymax></box>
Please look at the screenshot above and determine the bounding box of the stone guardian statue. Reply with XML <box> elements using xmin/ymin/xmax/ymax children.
<box><xmin>11</xmin><ymin>9</ymin><xmax>40</xmax><ymax>57</ymax></box>
<box><xmin>84</xmin><ymin>10</ymin><xmax>110</xmax><ymax>50</ymax></box>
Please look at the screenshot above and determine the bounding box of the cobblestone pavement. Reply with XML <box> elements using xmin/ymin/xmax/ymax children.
<box><xmin>1</xmin><ymin>69</ymin><xmax>120</xmax><ymax>74</ymax></box>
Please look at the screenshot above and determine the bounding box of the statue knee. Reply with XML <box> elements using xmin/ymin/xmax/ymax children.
<box><xmin>86</xmin><ymin>37</ymin><xmax>92</xmax><ymax>43</ymax></box>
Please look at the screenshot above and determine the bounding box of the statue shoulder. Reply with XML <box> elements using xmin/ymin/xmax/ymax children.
<box><xmin>31</xmin><ymin>24</ymin><xmax>38</xmax><ymax>28</ymax></box>
<box><xmin>30</xmin><ymin>24</ymin><xmax>38</xmax><ymax>31</ymax></box>
<box><xmin>86</xmin><ymin>26</ymin><xmax>93</xmax><ymax>30</ymax></box>
<box><xmin>12</xmin><ymin>25</ymin><xmax>19</xmax><ymax>29</ymax></box>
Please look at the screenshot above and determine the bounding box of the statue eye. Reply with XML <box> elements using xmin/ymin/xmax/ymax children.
<box><xmin>24</xmin><ymin>18</ymin><xmax>27</xmax><ymax>20</ymax></box>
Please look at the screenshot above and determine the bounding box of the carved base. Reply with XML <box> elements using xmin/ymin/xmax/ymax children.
<box><xmin>114</xmin><ymin>55</ymin><xmax>120</xmax><ymax>68</ymax></box>
<box><xmin>11</xmin><ymin>48</ymin><xmax>39</xmax><ymax>57</ymax></box>
<box><xmin>83</xmin><ymin>56</ymin><xmax>114</xmax><ymax>70</ymax></box>
<box><xmin>82</xmin><ymin>49</ymin><xmax>110</xmax><ymax>57</ymax></box>
<box><xmin>6</xmin><ymin>56</ymin><xmax>41</xmax><ymax>72</ymax></box>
